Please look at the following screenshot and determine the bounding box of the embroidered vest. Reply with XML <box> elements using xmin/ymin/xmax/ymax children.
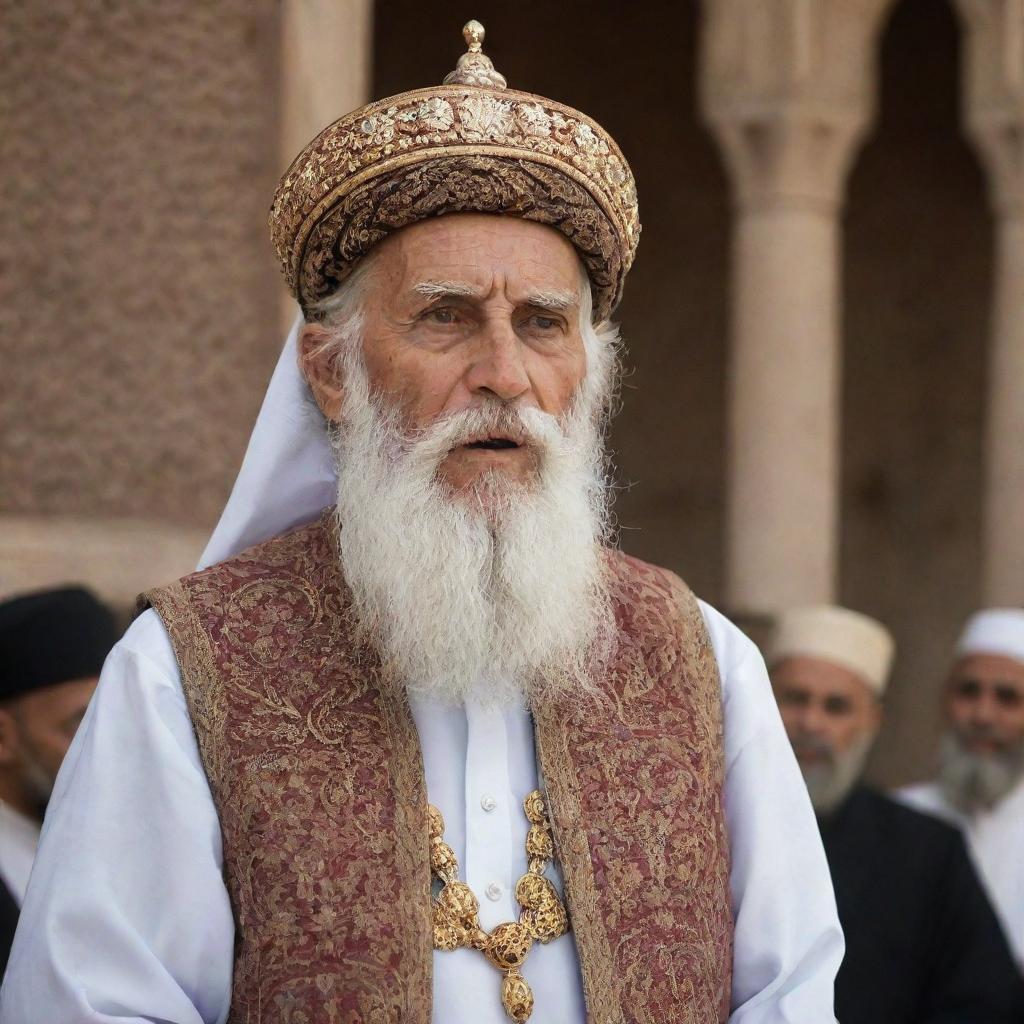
<box><xmin>144</xmin><ymin>513</ymin><xmax>732</xmax><ymax>1023</ymax></box>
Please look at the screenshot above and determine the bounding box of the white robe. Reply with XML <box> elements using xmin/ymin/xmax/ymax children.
<box><xmin>897</xmin><ymin>778</ymin><xmax>1024</xmax><ymax>967</ymax></box>
<box><xmin>0</xmin><ymin>598</ymin><xmax>843</xmax><ymax>1023</ymax></box>
<box><xmin>0</xmin><ymin>803</ymin><xmax>40</xmax><ymax>908</ymax></box>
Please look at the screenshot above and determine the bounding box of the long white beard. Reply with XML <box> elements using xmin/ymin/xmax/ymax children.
<box><xmin>331</xmin><ymin>349</ymin><xmax>616</xmax><ymax>708</ymax></box>
<box><xmin>938</xmin><ymin>730</ymin><xmax>1024</xmax><ymax>813</ymax></box>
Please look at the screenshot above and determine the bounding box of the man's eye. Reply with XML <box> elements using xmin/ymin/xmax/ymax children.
<box><xmin>824</xmin><ymin>698</ymin><xmax>852</xmax><ymax>716</ymax></box>
<box><xmin>426</xmin><ymin>307</ymin><xmax>458</xmax><ymax>325</ymax></box>
<box><xmin>525</xmin><ymin>315</ymin><xmax>560</xmax><ymax>332</ymax></box>
<box><xmin>995</xmin><ymin>686</ymin><xmax>1023</xmax><ymax>708</ymax></box>
<box><xmin>955</xmin><ymin>679</ymin><xmax>982</xmax><ymax>700</ymax></box>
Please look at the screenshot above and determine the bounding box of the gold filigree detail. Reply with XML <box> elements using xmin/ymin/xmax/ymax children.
<box><xmin>457</xmin><ymin>93</ymin><xmax>514</xmax><ymax>139</ymax></box>
<box><xmin>501</xmin><ymin>970</ymin><xmax>534</xmax><ymax>1023</ymax></box>
<box><xmin>416</xmin><ymin>97</ymin><xmax>454</xmax><ymax>131</ymax></box>
<box><xmin>429</xmin><ymin>791</ymin><xmax>569</xmax><ymax>1022</ymax></box>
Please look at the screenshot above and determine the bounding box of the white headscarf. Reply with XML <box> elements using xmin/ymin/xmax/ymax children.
<box><xmin>198</xmin><ymin>312</ymin><xmax>332</xmax><ymax>569</ymax></box>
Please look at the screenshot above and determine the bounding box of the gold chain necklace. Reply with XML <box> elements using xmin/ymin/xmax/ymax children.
<box><xmin>429</xmin><ymin>789</ymin><xmax>570</xmax><ymax>1023</ymax></box>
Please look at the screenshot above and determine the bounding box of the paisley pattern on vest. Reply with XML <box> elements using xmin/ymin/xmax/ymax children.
<box><xmin>145</xmin><ymin>512</ymin><xmax>732</xmax><ymax>1023</ymax></box>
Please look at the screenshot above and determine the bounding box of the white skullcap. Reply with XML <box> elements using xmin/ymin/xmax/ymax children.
<box><xmin>768</xmin><ymin>605</ymin><xmax>895</xmax><ymax>696</ymax></box>
<box><xmin>955</xmin><ymin>608</ymin><xmax>1024</xmax><ymax>665</ymax></box>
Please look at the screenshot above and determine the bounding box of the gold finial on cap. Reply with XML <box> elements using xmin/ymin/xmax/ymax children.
<box><xmin>443</xmin><ymin>19</ymin><xmax>507</xmax><ymax>89</ymax></box>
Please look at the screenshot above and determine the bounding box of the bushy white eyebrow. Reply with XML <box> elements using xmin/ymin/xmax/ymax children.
<box><xmin>412</xmin><ymin>279</ymin><xmax>479</xmax><ymax>299</ymax></box>
<box><xmin>410</xmin><ymin>280</ymin><xmax>578</xmax><ymax>311</ymax></box>
<box><xmin>524</xmin><ymin>288</ymin><xmax>576</xmax><ymax>312</ymax></box>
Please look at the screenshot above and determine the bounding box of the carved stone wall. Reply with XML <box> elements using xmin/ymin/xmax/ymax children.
<box><xmin>0</xmin><ymin>2</ymin><xmax>282</xmax><ymax>530</ymax></box>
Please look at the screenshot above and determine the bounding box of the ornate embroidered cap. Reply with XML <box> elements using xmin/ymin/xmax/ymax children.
<box><xmin>270</xmin><ymin>20</ymin><xmax>640</xmax><ymax>323</ymax></box>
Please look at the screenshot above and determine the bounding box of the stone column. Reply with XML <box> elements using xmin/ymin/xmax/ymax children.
<box><xmin>699</xmin><ymin>0</ymin><xmax>895</xmax><ymax>615</ymax></box>
<box><xmin>955</xmin><ymin>0</ymin><xmax>1024</xmax><ymax>605</ymax></box>
<box><xmin>281</xmin><ymin>0</ymin><xmax>374</xmax><ymax>170</ymax></box>
<box><xmin>279</xmin><ymin>0</ymin><xmax>374</xmax><ymax>333</ymax></box>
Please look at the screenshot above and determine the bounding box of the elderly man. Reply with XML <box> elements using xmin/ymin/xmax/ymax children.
<box><xmin>899</xmin><ymin>608</ymin><xmax>1024</xmax><ymax>966</ymax></box>
<box><xmin>769</xmin><ymin>605</ymin><xmax>1024</xmax><ymax>1023</ymax></box>
<box><xmin>2</xmin><ymin>23</ymin><xmax>842</xmax><ymax>1024</ymax></box>
<box><xmin>0</xmin><ymin>586</ymin><xmax>117</xmax><ymax>972</ymax></box>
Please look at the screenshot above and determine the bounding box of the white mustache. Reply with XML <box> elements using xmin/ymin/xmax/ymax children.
<box><xmin>400</xmin><ymin>402</ymin><xmax>566</xmax><ymax>466</ymax></box>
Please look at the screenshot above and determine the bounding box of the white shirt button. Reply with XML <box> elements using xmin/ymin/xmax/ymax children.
<box><xmin>485</xmin><ymin>882</ymin><xmax>503</xmax><ymax>901</ymax></box>
<box><xmin>480</xmin><ymin>794</ymin><xmax>498</xmax><ymax>812</ymax></box>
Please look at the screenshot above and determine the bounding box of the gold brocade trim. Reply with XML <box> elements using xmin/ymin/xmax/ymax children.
<box><xmin>278</xmin><ymin>84</ymin><xmax>638</xmax><ymax>270</ymax></box>
<box><xmin>142</xmin><ymin>580</ymin><xmax>263</xmax><ymax>994</ymax></box>
<box><xmin>378</xmin><ymin>674</ymin><xmax>434</xmax><ymax>1013</ymax></box>
<box><xmin>292</xmin><ymin>141</ymin><xmax>628</xmax><ymax>309</ymax></box>
<box><xmin>535</xmin><ymin>559</ymin><xmax>732</xmax><ymax>1024</ymax></box>
<box><xmin>143</xmin><ymin>578</ymin><xmax>228</xmax><ymax>799</ymax></box>
<box><xmin>533</xmin><ymin>701</ymin><xmax>618</xmax><ymax>1021</ymax></box>
<box><xmin>270</xmin><ymin>66</ymin><xmax>641</xmax><ymax>322</ymax></box>
<box><xmin>288</xmin><ymin>121</ymin><xmax>632</xmax><ymax>264</ymax></box>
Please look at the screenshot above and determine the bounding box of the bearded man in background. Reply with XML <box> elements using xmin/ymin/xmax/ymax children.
<box><xmin>2</xmin><ymin>23</ymin><xmax>843</xmax><ymax>1024</ymax></box>
<box><xmin>899</xmin><ymin>607</ymin><xmax>1024</xmax><ymax>967</ymax></box>
<box><xmin>770</xmin><ymin>605</ymin><xmax>1024</xmax><ymax>1023</ymax></box>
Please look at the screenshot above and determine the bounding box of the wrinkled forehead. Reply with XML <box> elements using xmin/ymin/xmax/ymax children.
<box><xmin>367</xmin><ymin>213</ymin><xmax>584</xmax><ymax>302</ymax></box>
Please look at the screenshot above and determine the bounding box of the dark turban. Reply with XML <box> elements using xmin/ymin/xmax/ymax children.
<box><xmin>0</xmin><ymin>587</ymin><xmax>118</xmax><ymax>701</ymax></box>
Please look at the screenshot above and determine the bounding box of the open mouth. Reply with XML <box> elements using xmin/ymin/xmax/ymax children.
<box><xmin>462</xmin><ymin>436</ymin><xmax>521</xmax><ymax>451</ymax></box>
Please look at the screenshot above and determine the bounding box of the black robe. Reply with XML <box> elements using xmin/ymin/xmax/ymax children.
<box><xmin>820</xmin><ymin>785</ymin><xmax>1024</xmax><ymax>1023</ymax></box>
<box><xmin>0</xmin><ymin>878</ymin><xmax>18</xmax><ymax>977</ymax></box>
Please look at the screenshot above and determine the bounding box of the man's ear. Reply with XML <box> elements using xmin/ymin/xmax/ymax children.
<box><xmin>298</xmin><ymin>323</ymin><xmax>345</xmax><ymax>422</ymax></box>
<box><xmin>0</xmin><ymin>707</ymin><xmax>22</xmax><ymax>766</ymax></box>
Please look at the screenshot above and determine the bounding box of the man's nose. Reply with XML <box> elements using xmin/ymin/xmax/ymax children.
<box><xmin>465</xmin><ymin>319</ymin><xmax>531</xmax><ymax>402</ymax></box>
<box><xmin>968</xmin><ymin>690</ymin><xmax>999</xmax><ymax>727</ymax></box>
<box><xmin>800</xmin><ymin>703</ymin><xmax>830</xmax><ymax>736</ymax></box>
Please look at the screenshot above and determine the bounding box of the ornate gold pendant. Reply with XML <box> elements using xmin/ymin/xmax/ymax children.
<box><xmin>428</xmin><ymin>790</ymin><xmax>569</xmax><ymax>1023</ymax></box>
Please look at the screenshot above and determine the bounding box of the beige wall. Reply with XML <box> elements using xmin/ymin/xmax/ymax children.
<box><xmin>0</xmin><ymin>1</ymin><xmax>283</xmax><ymax>604</ymax></box>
